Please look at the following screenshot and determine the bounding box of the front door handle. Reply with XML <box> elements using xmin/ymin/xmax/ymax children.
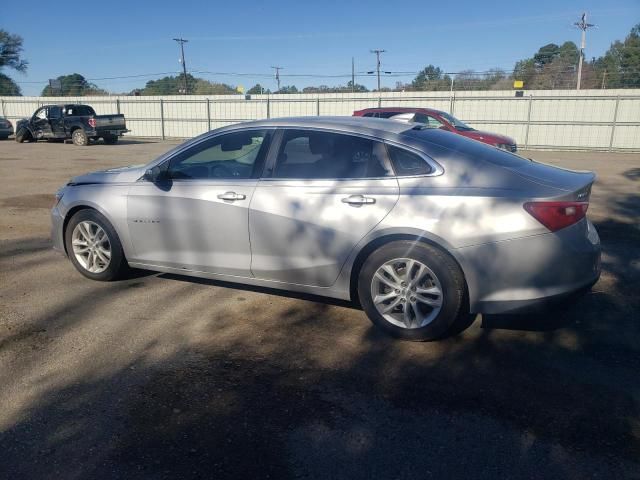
<box><xmin>217</xmin><ymin>191</ymin><xmax>246</xmax><ymax>201</ymax></box>
<box><xmin>341</xmin><ymin>194</ymin><xmax>376</xmax><ymax>205</ymax></box>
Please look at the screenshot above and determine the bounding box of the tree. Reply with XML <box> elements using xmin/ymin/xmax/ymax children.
<box><xmin>533</xmin><ymin>43</ymin><xmax>560</xmax><ymax>69</ymax></box>
<box><xmin>346</xmin><ymin>80</ymin><xmax>368</xmax><ymax>92</ymax></box>
<box><xmin>0</xmin><ymin>30</ymin><xmax>28</xmax><ymax>96</ymax></box>
<box><xmin>139</xmin><ymin>75</ymin><xmax>236</xmax><ymax>95</ymax></box>
<box><xmin>0</xmin><ymin>73</ymin><xmax>21</xmax><ymax>95</ymax></box>
<box><xmin>0</xmin><ymin>30</ymin><xmax>28</xmax><ymax>73</ymax></box>
<box><xmin>301</xmin><ymin>82</ymin><xmax>368</xmax><ymax>93</ymax></box>
<box><xmin>41</xmin><ymin>73</ymin><xmax>107</xmax><ymax>96</ymax></box>
<box><xmin>141</xmin><ymin>74</ymin><xmax>197</xmax><ymax>95</ymax></box>
<box><xmin>247</xmin><ymin>83</ymin><xmax>269</xmax><ymax>94</ymax></box>
<box><xmin>410</xmin><ymin>65</ymin><xmax>452</xmax><ymax>91</ymax></box>
<box><xmin>278</xmin><ymin>85</ymin><xmax>298</xmax><ymax>94</ymax></box>
<box><xmin>595</xmin><ymin>23</ymin><xmax>640</xmax><ymax>88</ymax></box>
<box><xmin>192</xmin><ymin>79</ymin><xmax>236</xmax><ymax>95</ymax></box>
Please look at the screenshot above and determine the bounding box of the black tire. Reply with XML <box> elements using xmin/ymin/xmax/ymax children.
<box><xmin>0</xmin><ymin>135</ymin><xmax>8</xmax><ymax>140</ymax></box>
<box><xmin>15</xmin><ymin>127</ymin><xmax>32</xmax><ymax>143</ymax></box>
<box><xmin>103</xmin><ymin>135</ymin><xmax>118</xmax><ymax>145</ymax></box>
<box><xmin>358</xmin><ymin>240</ymin><xmax>467</xmax><ymax>341</ymax></box>
<box><xmin>72</xmin><ymin>129</ymin><xmax>89</xmax><ymax>146</ymax></box>
<box><xmin>64</xmin><ymin>209</ymin><xmax>129</xmax><ymax>281</ymax></box>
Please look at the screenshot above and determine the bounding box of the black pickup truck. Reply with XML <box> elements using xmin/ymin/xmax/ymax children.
<box><xmin>15</xmin><ymin>104</ymin><xmax>129</xmax><ymax>146</ymax></box>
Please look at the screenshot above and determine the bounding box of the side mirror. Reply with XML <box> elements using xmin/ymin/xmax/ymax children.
<box><xmin>144</xmin><ymin>165</ymin><xmax>167</xmax><ymax>183</ymax></box>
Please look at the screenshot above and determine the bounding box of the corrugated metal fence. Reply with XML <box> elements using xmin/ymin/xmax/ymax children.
<box><xmin>1</xmin><ymin>89</ymin><xmax>639</xmax><ymax>151</ymax></box>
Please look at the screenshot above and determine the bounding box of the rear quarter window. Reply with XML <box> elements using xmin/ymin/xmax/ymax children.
<box><xmin>387</xmin><ymin>144</ymin><xmax>433</xmax><ymax>176</ymax></box>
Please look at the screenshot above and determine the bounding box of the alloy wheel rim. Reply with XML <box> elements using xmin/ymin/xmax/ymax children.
<box><xmin>370</xmin><ymin>257</ymin><xmax>443</xmax><ymax>329</ymax></box>
<box><xmin>71</xmin><ymin>221</ymin><xmax>111</xmax><ymax>273</ymax></box>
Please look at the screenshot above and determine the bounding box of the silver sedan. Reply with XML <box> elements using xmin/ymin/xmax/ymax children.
<box><xmin>51</xmin><ymin>117</ymin><xmax>601</xmax><ymax>340</ymax></box>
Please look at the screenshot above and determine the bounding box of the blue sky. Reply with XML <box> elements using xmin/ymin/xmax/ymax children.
<box><xmin>4</xmin><ymin>0</ymin><xmax>639</xmax><ymax>95</ymax></box>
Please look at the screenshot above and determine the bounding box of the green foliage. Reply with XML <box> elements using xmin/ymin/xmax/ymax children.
<box><xmin>140</xmin><ymin>74</ymin><xmax>236</xmax><ymax>95</ymax></box>
<box><xmin>410</xmin><ymin>65</ymin><xmax>452</xmax><ymax>91</ymax></box>
<box><xmin>247</xmin><ymin>84</ymin><xmax>270</xmax><ymax>94</ymax></box>
<box><xmin>408</xmin><ymin>24</ymin><xmax>638</xmax><ymax>91</ymax></box>
<box><xmin>533</xmin><ymin>43</ymin><xmax>560</xmax><ymax>68</ymax></box>
<box><xmin>0</xmin><ymin>73</ymin><xmax>21</xmax><ymax>95</ymax></box>
<box><xmin>278</xmin><ymin>85</ymin><xmax>298</xmax><ymax>94</ymax></box>
<box><xmin>301</xmin><ymin>81</ymin><xmax>368</xmax><ymax>93</ymax></box>
<box><xmin>0</xmin><ymin>30</ymin><xmax>28</xmax><ymax>73</ymax></box>
<box><xmin>595</xmin><ymin>23</ymin><xmax>640</xmax><ymax>88</ymax></box>
<box><xmin>140</xmin><ymin>74</ymin><xmax>196</xmax><ymax>95</ymax></box>
<box><xmin>0</xmin><ymin>30</ymin><xmax>28</xmax><ymax>96</ymax></box>
<box><xmin>192</xmin><ymin>79</ymin><xmax>236</xmax><ymax>95</ymax></box>
<box><xmin>41</xmin><ymin>73</ymin><xmax>108</xmax><ymax>96</ymax></box>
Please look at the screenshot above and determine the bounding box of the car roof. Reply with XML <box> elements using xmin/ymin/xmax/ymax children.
<box><xmin>223</xmin><ymin>116</ymin><xmax>418</xmax><ymax>136</ymax></box>
<box><xmin>41</xmin><ymin>104</ymin><xmax>89</xmax><ymax>108</ymax></box>
<box><xmin>359</xmin><ymin>107</ymin><xmax>446</xmax><ymax>116</ymax></box>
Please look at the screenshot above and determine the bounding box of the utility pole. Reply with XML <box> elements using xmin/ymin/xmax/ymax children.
<box><xmin>574</xmin><ymin>13</ymin><xmax>595</xmax><ymax>90</ymax></box>
<box><xmin>271</xmin><ymin>66</ymin><xmax>283</xmax><ymax>92</ymax></box>
<box><xmin>351</xmin><ymin>57</ymin><xmax>355</xmax><ymax>92</ymax></box>
<box><xmin>370</xmin><ymin>49</ymin><xmax>386</xmax><ymax>91</ymax></box>
<box><xmin>173</xmin><ymin>37</ymin><xmax>189</xmax><ymax>94</ymax></box>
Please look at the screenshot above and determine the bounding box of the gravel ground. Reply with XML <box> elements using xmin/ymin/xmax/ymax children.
<box><xmin>1</xmin><ymin>138</ymin><xmax>639</xmax><ymax>480</ymax></box>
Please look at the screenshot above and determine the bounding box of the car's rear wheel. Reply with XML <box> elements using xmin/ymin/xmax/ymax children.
<box><xmin>358</xmin><ymin>241</ymin><xmax>466</xmax><ymax>341</ymax></box>
<box><xmin>64</xmin><ymin>209</ymin><xmax>129</xmax><ymax>281</ymax></box>
<box><xmin>72</xmin><ymin>129</ymin><xmax>89</xmax><ymax>146</ymax></box>
<box><xmin>103</xmin><ymin>134</ymin><xmax>118</xmax><ymax>145</ymax></box>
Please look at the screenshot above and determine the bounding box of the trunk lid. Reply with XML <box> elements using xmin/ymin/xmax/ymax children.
<box><xmin>484</xmin><ymin>151</ymin><xmax>595</xmax><ymax>198</ymax></box>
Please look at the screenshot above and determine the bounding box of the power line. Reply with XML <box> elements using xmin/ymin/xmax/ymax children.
<box><xmin>173</xmin><ymin>37</ymin><xmax>189</xmax><ymax>94</ymax></box>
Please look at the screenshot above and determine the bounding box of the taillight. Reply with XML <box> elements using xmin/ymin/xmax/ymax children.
<box><xmin>524</xmin><ymin>201</ymin><xmax>589</xmax><ymax>232</ymax></box>
<box><xmin>88</xmin><ymin>118</ymin><xmax>97</xmax><ymax>128</ymax></box>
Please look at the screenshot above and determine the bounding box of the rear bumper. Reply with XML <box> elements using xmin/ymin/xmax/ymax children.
<box><xmin>87</xmin><ymin>128</ymin><xmax>129</xmax><ymax>137</ymax></box>
<box><xmin>0</xmin><ymin>127</ymin><xmax>13</xmax><ymax>136</ymax></box>
<box><xmin>458</xmin><ymin>219</ymin><xmax>601</xmax><ymax>314</ymax></box>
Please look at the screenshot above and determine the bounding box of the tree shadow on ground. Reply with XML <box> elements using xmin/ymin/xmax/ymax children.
<box><xmin>1</xmin><ymin>194</ymin><xmax>639</xmax><ymax>479</ymax></box>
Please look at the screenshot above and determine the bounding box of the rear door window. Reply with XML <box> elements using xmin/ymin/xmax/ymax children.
<box><xmin>273</xmin><ymin>129</ymin><xmax>393</xmax><ymax>179</ymax></box>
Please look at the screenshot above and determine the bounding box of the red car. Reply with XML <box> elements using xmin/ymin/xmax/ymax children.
<box><xmin>353</xmin><ymin>107</ymin><xmax>517</xmax><ymax>152</ymax></box>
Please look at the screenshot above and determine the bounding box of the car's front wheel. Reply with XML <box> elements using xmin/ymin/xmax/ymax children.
<box><xmin>64</xmin><ymin>209</ymin><xmax>129</xmax><ymax>281</ymax></box>
<box><xmin>358</xmin><ymin>241</ymin><xmax>467</xmax><ymax>341</ymax></box>
<box><xmin>15</xmin><ymin>127</ymin><xmax>33</xmax><ymax>143</ymax></box>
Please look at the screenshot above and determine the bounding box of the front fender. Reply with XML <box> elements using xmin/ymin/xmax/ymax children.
<box><xmin>57</xmin><ymin>185</ymin><xmax>133</xmax><ymax>260</ymax></box>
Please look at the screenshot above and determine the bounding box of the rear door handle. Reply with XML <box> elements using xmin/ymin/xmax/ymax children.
<box><xmin>341</xmin><ymin>194</ymin><xmax>376</xmax><ymax>205</ymax></box>
<box><xmin>217</xmin><ymin>191</ymin><xmax>246</xmax><ymax>201</ymax></box>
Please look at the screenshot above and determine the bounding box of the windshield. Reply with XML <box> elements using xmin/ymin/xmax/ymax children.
<box><xmin>439</xmin><ymin>112</ymin><xmax>474</xmax><ymax>131</ymax></box>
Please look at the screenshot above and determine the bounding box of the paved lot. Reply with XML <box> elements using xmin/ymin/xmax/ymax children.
<box><xmin>1</xmin><ymin>138</ymin><xmax>639</xmax><ymax>479</ymax></box>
